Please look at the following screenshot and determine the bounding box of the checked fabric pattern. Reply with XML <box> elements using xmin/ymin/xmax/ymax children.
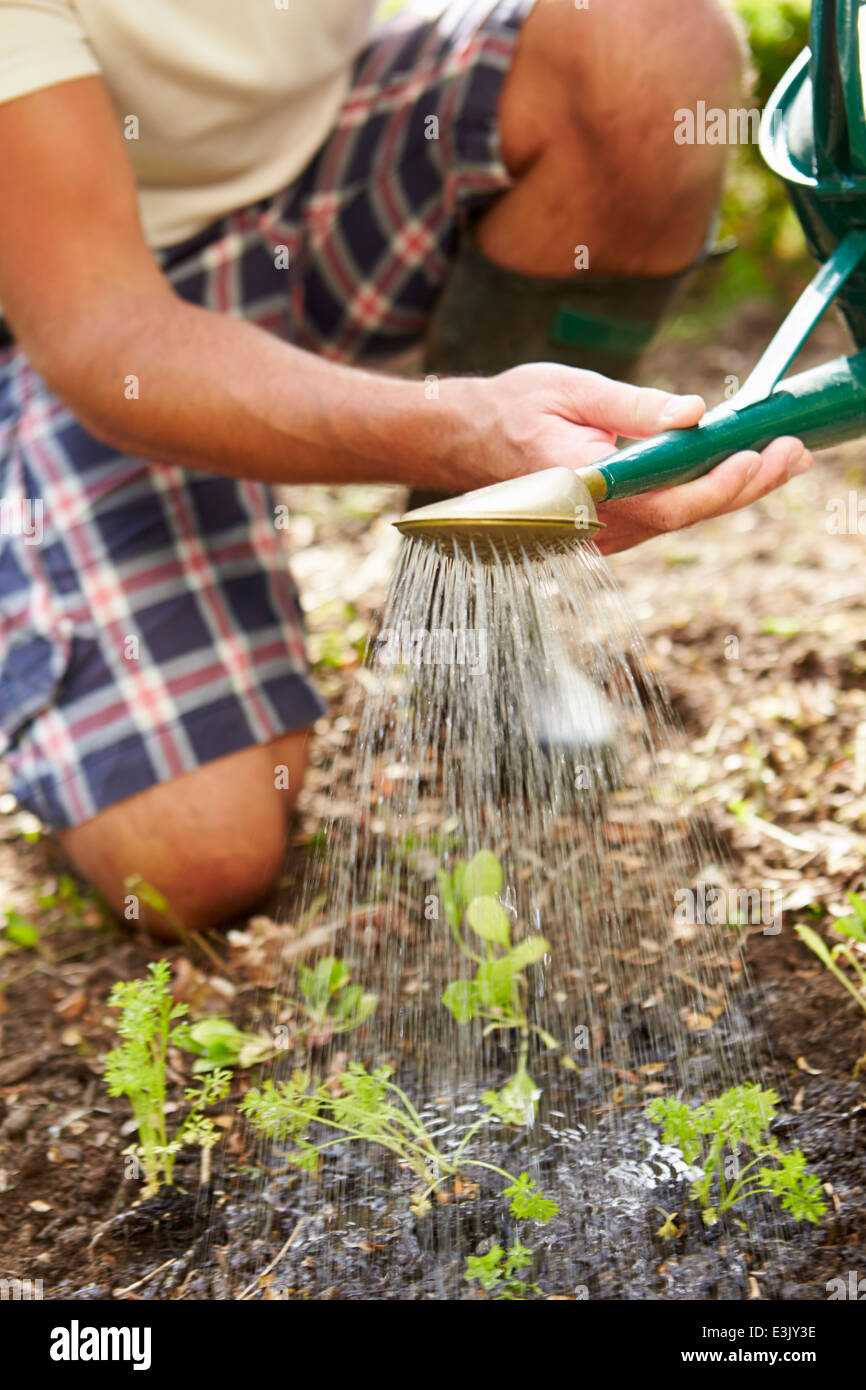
<box><xmin>0</xmin><ymin>0</ymin><xmax>532</xmax><ymax>829</ymax></box>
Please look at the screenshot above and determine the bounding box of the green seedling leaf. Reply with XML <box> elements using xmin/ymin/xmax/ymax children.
<box><xmin>797</xmin><ymin>922</ymin><xmax>866</xmax><ymax>1019</ymax></box>
<box><xmin>104</xmin><ymin>960</ymin><xmax>232</xmax><ymax>1196</ymax></box>
<box><xmin>794</xmin><ymin>923</ymin><xmax>833</xmax><ymax>967</ymax></box>
<box><xmin>437</xmin><ymin>869</ymin><xmax>462</xmax><ymax>930</ymax></box>
<box><xmin>124</xmin><ymin>874</ymin><xmax>169</xmax><ymax>915</ymax></box>
<box><xmin>756</xmin><ymin>1149</ymin><xmax>826</xmax><ymax>1223</ymax></box>
<box><xmin>648</xmin><ymin>1083</ymin><xmax>825</xmax><ymax>1228</ymax></box>
<box><xmin>452</xmin><ymin>860</ymin><xmax>469</xmax><ymax>906</ymax></box>
<box><xmin>476</xmin><ymin>957</ymin><xmax>515</xmax><ymax>1010</ymax></box>
<box><xmin>332</xmin><ymin>983</ymin><xmax>377</xmax><ymax>1026</ymax></box>
<box><xmin>484</xmin><ymin>1071</ymin><xmax>541</xmax><ymax>1127</ymax></box>
<box><xmin>462</xmin><ymin>850</ymin><xmax>504</xmax><ymax>900</ymax></box>
<box><xmin>297</xmin><ymin>957</ymin><xmax>377</xmax><ymax>1036</ymax></box>
<box><xmin>502</xmin><ymin>1172</ymin><xmax>559</xmax><ymax>1223</ymax></box>
<box><xmin>464</xmin><ymin>1240</ymin><xmax>539</xmax><ymax>1299</ymax></box>
<box><xmin>299</xmin><ymin>956</ymin><xmax>351</xmax><ymax>1010</ymax></box>
<box><xmin>760</xmin><ymin>615</ymin><xmax>802</xmax><ymax>637</ymax></box>
<box><xmin>508</xmin><ymin>935</ymin><xmax>551</xmax><ymax>971</ymax></box>
<box><xmin>243</xmin><ymin>1059</ymin><xmax>558</xmax><ymax>1237</ymax></box>
<box><xmin>4</xmin><ymin>910</ymin><xmax>39</xmax><ymax>948</ymax></box>
<box><xmin>441</xmin><ymin>979</ymin><xmax>480</xmax><ymax>1024</ymax></box>
<box><xmin>180</xmin><ymin>1017</ymin><xmax>274</xmax><ymax>1072</ymax></box>
<box><xmin>836</xmin><ymin>891</ymin><xmax>866</xmax><ymax>944</ymax></box>
<box><xmin>647</xmin><ymin>1096</ymin><xmax>706</xmax><ymax>1166</ymax></box>
<box><xmin>466</xmin><ymin>895</ymin><xmax>511</xmax><ymax>948</ymax></box>
<box><xmin>465</xmin><ymin>1244</ymin><xmax>506</xmax><ymax>1292</ymax></box>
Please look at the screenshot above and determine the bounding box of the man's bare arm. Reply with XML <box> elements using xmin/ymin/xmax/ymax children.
<box><xmin>0</xmin><ymin>76</ymin><xmax>810</xmax><ymax>533</ymax></box>
<box><xmin>0</xmin><ymin>77</ymin><xmax>484</xmax><ymax>489</ymax></box>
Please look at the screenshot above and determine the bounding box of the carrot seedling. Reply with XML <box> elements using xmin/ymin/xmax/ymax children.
<box><xmin>103</xmin><ymin>959</ymin><xmax>231</xmax><ymax>1196</ymax></box>
<box><xmin>647</xmin><ymin>1083</ymin><xmax>826</xmax><ymax>1227</ymax></box>
<box><xmin>464</xmin><ymin>1239</ymin><xmax>539</xmax><ymax>1299</ymax></box>
<box><xmin>241</xmin><ymin>1061</ymin><xmax>559</xmax><ymax>1225</ymax></box>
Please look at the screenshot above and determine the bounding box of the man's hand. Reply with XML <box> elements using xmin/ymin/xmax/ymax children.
<box><xmin>461</xmin><ymin>363</ymin><xmax>812</xmax><ymax>555</ymax></box>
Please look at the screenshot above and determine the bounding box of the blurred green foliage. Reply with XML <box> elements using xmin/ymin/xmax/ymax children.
<box><xmin>684</xmin><ymin>0</ymin><xmax>814</xmax><ymax>329</ymax></box>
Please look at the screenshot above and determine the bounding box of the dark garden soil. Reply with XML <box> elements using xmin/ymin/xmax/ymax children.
<box><xmin>1</xmin><ymin>302</ymin><xmax>864</xmax><ymax>1299</ymax></box>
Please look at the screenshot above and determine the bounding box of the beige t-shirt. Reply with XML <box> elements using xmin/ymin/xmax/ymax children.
<box><xmin>0</xmin><ymin>0</ymin><xmax>380</xmax><ymax>247</ymax></box>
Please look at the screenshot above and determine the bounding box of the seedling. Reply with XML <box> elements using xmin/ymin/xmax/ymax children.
<box><xmin>240</xmin><ymin>1060</ymin><xmax>559</xmax><ymax>1225</ymax></box>
<box><xmin>179</xmin><ymin>1017</ymin><xmax>278</xmax><ymax>1074</ymax></box>
<box><xmin>3</xmin><ymin>874</ymin><xmax>110</xmax><ymax>959</ymax></box>
<box><xmin>647</xmin><ymin>1083</ymin><xmax>826</xmax><ymax>1227</ymax></box>
<box><xmin>123</xmin><ymin>874</ymin><xmax>225</xmax><ymax>973</ymax></box>
<box><xmin>3</xmin><ymin>909</ymin><xmax>43</xmax><ymax>953</ymax></box>
<box><xmin>464</xmin><ymin>1240</ymin><xmax>540</xmax><ymax>1299</ymax></box>
<box><xmin>103</xmin><ymin>960</ymin><xmax>231</xmax><ymax>1196</ymax></box>
<box><xmin>796</xmin><ymin>894</ymin><xmax>866</xmax><ymax>1073</ymax></box>
<box><xmin>297</xmin><ymin>956</ymin><xmax>377</xmax><ymax>1040</ymax></box>
<box><xmin>796</xmin><ymin>892</ymin><xmax>866</xmax><ymax>1011</ymax></box>
<box><xmin>438</xmin><ymin>850</ymin><xmax>557</xmax><ymax>1124</ymax></box>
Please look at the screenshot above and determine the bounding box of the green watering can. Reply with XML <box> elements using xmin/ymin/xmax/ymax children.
<box><xmin>397</xmin><ymin>0</ymin><xmax>866</xmax><ymax>551</ymax></box>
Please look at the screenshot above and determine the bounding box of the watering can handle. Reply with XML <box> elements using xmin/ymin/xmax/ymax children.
<box><xmin>812</xmin><ymin>0</ymin><xmax>866</xmax><ymax>178</ymax></box>
<box><xmin>581</xmin><ymin>349</ymin><xmax>866</xmax><ymax>503</ymax></box>
<box><xmin>581</xmin><ymin>226</ymin><xmax>866</xmax><ymax>503</ymax></box>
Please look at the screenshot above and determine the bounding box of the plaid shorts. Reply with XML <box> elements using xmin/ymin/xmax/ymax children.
<box><xmin>0</xmin><ymin>0</ymin><xmax>532</xmax><ymax>830</ymax></box>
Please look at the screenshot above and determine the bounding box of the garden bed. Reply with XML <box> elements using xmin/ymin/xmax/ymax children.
<box><xmin>1</xmin><ymin>304</ymin><xmax>865</xmax><ymax>1300</ymax></box>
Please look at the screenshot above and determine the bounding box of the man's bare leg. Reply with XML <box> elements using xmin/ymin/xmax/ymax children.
<box><xmin>59</xmin><ymin>729</ymin><xmax>310</xmax><ymax>937</ymax></box>
<box><xmin>408</xmin><ymin>0</ymin><xmax>747</xmax><ymax>509</ymax></box>
<box><xmin>481</xmin><ymin>0</ymin><xmax>746</xmax><ymax>276</ymax></box>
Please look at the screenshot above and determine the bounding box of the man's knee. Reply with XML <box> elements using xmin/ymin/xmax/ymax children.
<box><xmin>59</xmin><ymin>730</ymin><xmax>310</xmax><ymax>935</ymax></box>
<box><xmin>504</xmin><ymin>0</ymin><xmax>746</xmax><ymax>177</ymax></box>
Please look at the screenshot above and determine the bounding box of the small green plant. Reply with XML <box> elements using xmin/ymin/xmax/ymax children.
<box><xmin>103</xmin><ymin>960</ymin><xmax>231</xmax><ymax>1196</ymax></box>
<box><xmin>3</xmin><ymin>873</ymin><xmax>109</xmax><ymax>958</ymax></box>
<box><xmin>464</xmin><ymin>1240</ymin><xmax>539</xmax><ymax>1300</ymax></box>
<box><xmin>796</xmin><ymin>893</ymin><xmax>866</xmax><ymax>1072</ymax></box>
<box><xmin>179</xmin><ymin>1017</ymin><xmax>278</xmax><ymax>1073</ymax></box>
<box><xmin>647</xmin><ymin>1083</ymin><xmax>826</xmax><ymax>1227</ymax></box>
<box><xmin>3</xmin><ymin>908</ymin><xmax>42</xmax><ymax>951</ymax></box>
<box><xmin>123</xmin><ymin>874</ymin><xmax>226</xmax><ymax>972</ymax></box>
<box><xmin>240</xmin><ymin>1061</ymin><xmax>559</xmax><ymax>1227</ymax></box>
<box><xmin>297</xmin><ymin>956</ymin><xmax>377</xmax><ymax>1040</ymax></box>
<box><xmin>796</xmin><ymin>892</ymin><xmax>866</xmax><ymax>1015</ymax></box>
<box><xmin>438</xmin><ymin>850</ymin><xmax>557</xmax><ymax>1124</ymax></box>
